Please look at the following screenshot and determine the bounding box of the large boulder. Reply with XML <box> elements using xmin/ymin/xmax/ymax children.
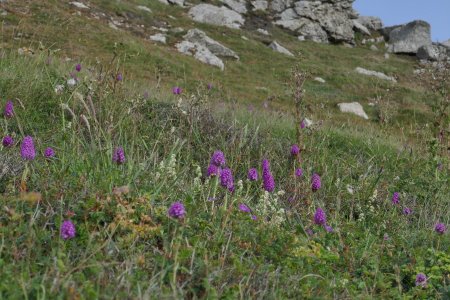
<box><xmin>270</xmin><ymin>0</ymin><xmax>293</xmax><ymax>12</ymax></box>
<box><xmin>417</xmin><ymin>44</ymin><xmax>449</xmax><ymax>61</ymax></box>
<box><xmin>183</xmin><ymin>29</ymin><xmax>239</xmax><ymax>59</ymax></box>
<box><xmin>189</xmin><ymin>4</ymin><xmax>245</xmax><ymax>29</ymax></box>
<box><xmin>274</xmin><ymin>0</ymin><xmax>356</xmax><ymax>43</ymax></box>
<box><xmin>357</xmin><ymin>16</ymin><xmax>383</xmax><ymax>31</ymax></box>
<box><xmin>175</xmin><ymin>29</ymin><xmax>239</xmax><ymax>70</ymax></box>
<box><xmin>386</xmin><ymin>20</ymin><xmax>432</xmax><ymax>54</ymax></box>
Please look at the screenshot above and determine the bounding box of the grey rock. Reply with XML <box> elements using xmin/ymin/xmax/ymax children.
<box><xmin>270</xmin><ymin>0</ymin><xmax>293</xmax><ymax>12</ymax></box>
<box><xmin>386</xmin><ymin>20</ymin><xmax>432</xmax><ymax>54</ymax></box>
<box><xmin>353</xmin><ymin>20</ymin><xmax>370</xmax><ymax>35</ymax></box>
<box><xmin>357</xmin><ymin>16</ymin><xmax>383</xmax><ymax>31</ymax></box>
<box><xmin>136</xmin><ymin>5</ymin><xmax>152</xmax><ymax>13</ymax></box>
<box><xmin>314</xmin><ymin>77</ymin><xmax>326</xmax><ymax>83</ymax></box>
<box><xmin>440</xmin><ymin>39</ymin><xmax>450</xmax><ymax>49</ymax></box>
<box><xmin>338</xmin><ymin>102</ymin><xmax>369</xmax><ymax>119</ymax></box>
<box><xmin>257</xmin><ymin>28</ymin><xmax>270</xmax><ymax>35</ymax></box>
<box><xmin>183</xmin><ymin>29</ymin><xmax>239</xmax><ymax>59</ymax></box>
<box><xmin>176</xmin><ymin>41</ymin><xmax>225</xmax><ymax>70</ymax></box>
<box><xmin>417</xmin><ymin>44</ymin><xmax>449</xmax><ymax>61</ymax></box>
<box><xmin>355</xmin><ymin>67</ymin><xmax>396</xmax><ymax>82</ymax></box>
<box><xmin>221</xmin><ymin>0</ymin><xmax>247</xmax><ymax>14</ymax></box>
<box><xmin>268</xmin><ymin>41</ymin><xmax>294</xmax><ymax>56</ymax></box>
<box><xmin>189</xmin><ymin>4</ymin><xmax>245</xmax><ymax>29</ymax></box>
<box><xmin>370</xmin><ymin>44</ymin><xmax>378</xmax><ymax>51</ymax></box>
<box><xmin>251</xmin><ymin>0</ymin><xmax>268</xmax><ymax>11</ymax></box>
<box><xmin>149</xmin><ymin>33</ymin><xmax>167</xmax><ymax>44</ymax></box>
<box><xmin>70</xmin><ymin>1</ymin><xmax>89</xmax><ymax>9</ymax></box>
<box><xmin>297</xmin><ymin>18</ymin><xmax>329</xmax><ymax>43</ymax></box>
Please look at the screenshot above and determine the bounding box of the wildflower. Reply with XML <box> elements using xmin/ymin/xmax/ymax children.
<box><xmin>44</xmin><ymin>147</ymin><xmax>55</xmax><ymax>158</ymax></box>
<box><xmin>403</xmin><ymin>207</ymin><xmax>412</xmax><ymax>215</ymax></box>
<box><xmin>300</xmin><ymin>119</ymin><xmax>306</xmax><ymax>129</ymax></box>
<box><xmin>263</xmin><ymin>171</ymin><xmax>275</xmax><ymax>192</ymax></box>
<box><xmin>60</xmin><ymin>220</ymin><xmax>76</xmax><ymax>240</ymax></box>
<box><xmin>311</xmin><ymin>173</ymin><xmax>321</xmax><ymax>192</ymax></box>
<box><xmin>67</xmin><ymin>78</ymin><xmax>77</xmax><ymax>87</ymax></box>
<box><xmin>262</xmin><ymin>159</ymin><xmax>270</xmax><ymax>172</ymax></box>
<box><xmin>383</xmin><ymin>233</ymin><xmax>389</xmax><ymax>241</ymax></box>
<box><xmin>238</xmin><ymin>203</ymin><xmax>251</xmax><ymax>213</ymax></box>
<box><xmin>207</xmin><ymin>83</ymin><xmax>213</xmax><ymax>90</ymax></box>
<box><xmin>415</xmin><ymin>273</ymin><xmax>427</xmax><ymax>287</ymax></box>
<box><xmin>116</xmin><ymin>73</ymin><xmax>123</xmax><ymax>81</ymax></box>
<box><xmin>295</xmin><ymin>168</ymin><xmax>303</xmax><ymax>177</ymax></box>
<box><xmin>314</xmin><ymin>207</ymin><xmax>326</xmax><ymax>225</ymax></box>
<box><xmin>143</xmin><ymin>91</ymin><xmax>149</xmax><ymax>99</ymax></box>
<box><xmin>325</xmin><ymin>224</ymin><xmax>333</xmax><ymax>233</ymax></box>
<box><xmin>435</xmin><ymin>222</ymin><xmax>446</xmax><ymax>234</ymax></box>
<box><xmin>290</xmin><ymin>144</ymin><xmax>300</xmax><ymax>156</ymax></box>
<box><xmin>391</xmin><ymin>192</ymin><xmax>400</xmax><ymax>205</ymax></box>
<box><xmin>172</xmin><ymin>86</ymin><xmax>182</xmax><ymax>95</ymax></box>
<box><xmin>207</xmin><ymin>164</ymin><xmax>220</xmax><ymax>177</ymax></box>
<box><xmin>220</xmin><ymin>168</ymin><xmax>234</xmax><ymax>192</ymax></box>
<box><xmin>210</xmin><ymin>150</ymin><xmax>226</xmax><ymax>167</ymax></box>
<box><xmin>4</xmin><ymin>100</ymin><xmax>14</xmax><ymax>118</ymax></box>
<box><xmin>75</xmin><ymin>63</ymin><xmax>81</xmax><ymax>72</ymax></box>
<box><xmin>2</xmin><ymin>136</ymin><xmax>13</xmax><ymax>147</ymax></box>
<box><xmin>112</xmin><ymin>147</ymin><xmax>125</xmax><ymax>164</ymax></box>
<box><xmin>251</xmin><ymin>215</ymin><xmax>257</xmax><ymax>220</ymax></box>
<box><xmin>168</xmin><ymin>201</ymin><xmax>186</xmax><ymax>219</ymax></box>
<box><xmin>248</xmin><ymin>168</ymin><xmax>258</xmax><ymax>181</ymax></box>
<box><xmin>21</xmin><ymin>136</ymin><xmax>36</xmax><ymax>160</ymax></box>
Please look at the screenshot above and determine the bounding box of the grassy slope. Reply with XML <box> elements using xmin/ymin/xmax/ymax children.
<box><xmin>0</xmin><ymin>0</ymin><xmax>435</xmax><ymax>146</ymax></box>
<box><xmin>0</xmin><ymin>1</ymin><xmax>449</xmax><ymax>299</ymax></box>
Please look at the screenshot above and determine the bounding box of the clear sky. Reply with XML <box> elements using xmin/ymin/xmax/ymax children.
<box><xmin>354</xmin><ymin>0</ymin><xmax>450</xmax><ymax>42</ymax></box>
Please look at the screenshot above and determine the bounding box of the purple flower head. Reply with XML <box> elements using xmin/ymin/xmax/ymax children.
<box><xmin>116</xmin><ymin>73</ymin><xmax>123</xmax><ymax>82</ymax></box>
<box><xmin>295</xmin><ymin>168</ymin><xmax>303</xmax><ymax>177</ymax></box>
<box><xmin>75</xmin><ymin>63</ymin><xmax>82</xmax><ymax>72</ymax></box>
<box><xmin>314</xmin><ymin>207</ymin><xmax>326</xmax><ymax>225</ymax></box>
<box><xmin>207</xmin><ymin>83</ymin><xmax>213</xmax><ymax>90</ymax></box>
<box><xmin>383</xmin><ymin>233</ymin><xmax>389</xmax><ymax>241</ymax></box>
<box><xmin>391</xmin><ymin>192</ymin><xmax>400</xmax><ymax>205</ymax></box>
<box><xmin>311</xmin><ymin>173</ymin><xmax>321</xmax><ymax>192</ymax></box>
<box><xmin>300</xmin><ymin>119</ymin><xmax>306</xmax><ymax>129</ymax></box>
<box><xmin>251</xmin><ymin>215</ymin><xmax>257</xmax><ymax>220</ymax></box>
<box><xmin>143</xmin><ymin>91</ymin><xmax>150</xmax><ymax>99</ymax></box>
<box><xmin>172</xmin><ymin>86</ymin><xmax>182</xmax><ymax>95</ymax></box>
<box><xmin>168</xmin><ymin>201</ymin><xmax>186</xmax><ymax>219</ymax></box>
<box><xmin>112</xmin><ymin>147</ymin><xmax>125</xmax><ymax>164</ymax></box>
<box><xmin>4</xmin><ymin>100</ymin><xmax>14</xmax><ymax>118</ymax></box>
<box><xmin>44</xmin><ymin>147</ymin><xmax>55</xmax><ymax>158</ymax></box>
<box><xmin>21</xmin><ymin>136</ymin><xmax>36</xmax><ymax>160</ymax></box>
<box><xmin>403</xmin><ymin>207</ymin><xmax>412</xmax><ymax>215</ymax></box>
<box><xmin>60</xmin><ymin>220</ymin><xmax>76</xmax><ymax>240</ymax></box>
<box><xmin>210</xmin><ymin>150</ymin><xmax>226</xmax><ymax>167</ymax></box>
<box><xmin>262</xmin><ymin>159</ymin><xmax>270</xmax><ymax>173</ymax></box>
<box><xmin>207</xmin><ymin>164</ymin><xmax>221</xmax><ymax>177</ymax></box>
<box><xmin>220</xmin><ymin>168</ymin><xmax>234</xmax><ymax>192</ymax></box>
<box><xmin>248</xmin><ymin>168</ymin><xmax>258</xmax><ymax>181</ymax></box>
<box><xmin>290</xmin><ymin>144</ymin><xmax>300</xmax><ymax>156</ymax></box>
<box><xmin>238</xmin><ymin>203</ymin><xmax>251</xmax><ymax>213</ymax></box>
<box><xmin>324</xmin><ymin>224</ymin><xmax>333</xmax><ymax>233</ymax></box>
<box><xmin>435</xmin><ymin>222</ymin><xmax>446</xmax><ymax>234</ymax></box>
<box><xmin>415</xmin><ymin>273</ymin><xmax>427</xmax><ymax>287</ymax></box>
<box><xmin>2</xmin><ymin>136</ymin><xmax>13</xmax><ymax>147</ymax></box>
<box><xmin>263</xmin><ymin>171</ymin><xmax>275</xmax><ymax>192</ymax></box>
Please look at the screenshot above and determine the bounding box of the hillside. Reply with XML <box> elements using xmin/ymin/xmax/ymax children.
<box><xmin>0</xmin><ymin>0</ymin><xmax>449</xmax><ymax>299</ymax></box>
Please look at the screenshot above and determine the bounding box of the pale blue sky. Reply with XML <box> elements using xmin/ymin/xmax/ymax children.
<box><xmin>354</xmin><ymin>0</ymin><xmax>450</xmax><ymax>42</ymax></box>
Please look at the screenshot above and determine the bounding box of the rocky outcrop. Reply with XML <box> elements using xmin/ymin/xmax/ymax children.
<box><xmin>221</xmin><ymin>0</ymin><xmax>247</xmax><ymax>14</ymax></box>
<box><xmin>385</xmin><ymin>20</ymin><xmax>432</xmax><ymax>54</ymax></box>
<box><xmin>274</xmin><ymin>0</ymin><xmax>357</xmax><ymax>43</ymax></box>
<box><xmin>357</xmin><ymin>16</ymin><xmax>383</xmax><ymax>31</ymax></box>
<box><xmin>338</xmin><ymin>102</ymin><xmax>368</xmax><ymax>120</ymax></box>
<box><xmin>175</xmin><ymin>29</ymin><xmax>239</xmax><ymax>70</ymax></box>
<box><xmin>189</xmin><ymin>4</ymin><xmax>245</xmax><ymax>29</ymax></box>
<box><xmin>417</xmin><ymin>44</ymin><xmax>450</xmax><ymax>62</ymax></box>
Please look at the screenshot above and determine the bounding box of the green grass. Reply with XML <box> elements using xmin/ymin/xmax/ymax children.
<box><xmin>0</xmin><ymin>1</ymin><xmax>449</xmax><ymax>298</ymax></box>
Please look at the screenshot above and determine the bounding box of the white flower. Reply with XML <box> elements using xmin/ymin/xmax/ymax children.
<box><xmin>67</xmin><ymin>78</ymin><xmax>77</xmax><ymax>87</ymax></box>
